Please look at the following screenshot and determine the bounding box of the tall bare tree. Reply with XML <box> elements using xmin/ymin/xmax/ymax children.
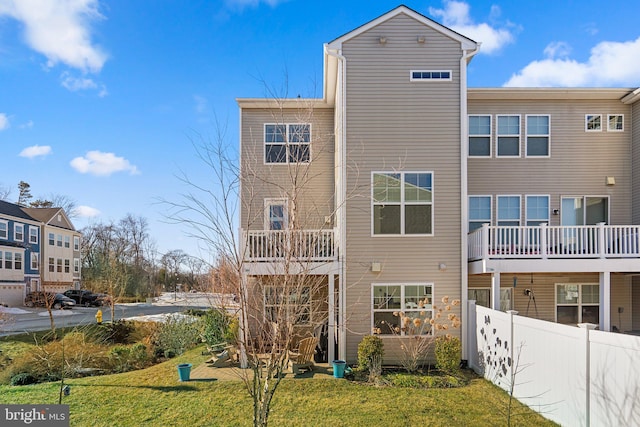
<box><xmin>162</xmin><ymin>98</ymin><xmax>337</xmax><ymax>426</ymax></box>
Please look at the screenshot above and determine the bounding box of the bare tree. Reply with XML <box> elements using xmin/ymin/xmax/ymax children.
<box><xmin>0</xmin><ymin>183</ymin><xmax>10</xmax><ymax>201</ymax></box>
<box><xmin>162</xmin><ymin>97</ymin><xmax>337</xmax><ymax>426</ymax></box>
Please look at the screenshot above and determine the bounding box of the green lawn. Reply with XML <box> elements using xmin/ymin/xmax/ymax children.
<box><xmin>0</xmin><ymin>347</ymin><xmax>557</xmax><ymax>427</ymax></box>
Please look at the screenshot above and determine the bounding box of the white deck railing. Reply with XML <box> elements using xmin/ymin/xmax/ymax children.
<box><xmin>243</xmin><ymin>229</ymin><xmax>336</xmax><ymax>262</ymax></box>
<box><xmin>468</xmin><ymin>223</ymin><xmax>640</xmax><ymax>260</ymax></box>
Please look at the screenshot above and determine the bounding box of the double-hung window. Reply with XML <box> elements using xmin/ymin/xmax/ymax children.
<box><xmin>265</xmin><ymin>199</ymin><xmax>287</xmax><ymax>231</ymax></box>
<box><xmin>556</xmin><ymin>283</ymin><xmax>599</xmax><ymax>325</ymax></box>
<box><xmin>526</xmin><ymin>115</ymin><xmax>550</xmax><ymax>157</ymax></box>
<box><xmin>31</xmin><ymin>253</ymin><xmax>39</xmax><ymax>270</ymax></box>
<box><xmin>264</xmin><ymin>123</ymin><xmax>311</xmax><ymax>164</ymax></box>
<box><xmin>49</xmin><ymin>257</ymin><xmax>55</xmax><ymax>272</ymax></box>
<box><xmin>49</xmin><ymin>233</ymin><xmax>55</xmax><ymax>245</ymax></box>
<box><xmin>14</xmin><ymin>253</ymin><xmax>22</xmax><ymax>270</ymax></box>
<box><xmin>74</xmin><ymin>236</ymin><xmax>80</xmax><ymax>251</ymax></box>
<box><xmin>372</xmin><ymin>283</ymin><xmax>433</xmax><ymax>335</ymax></box>
<box><xmin>468</xmin><ymin>196</ymin><xmax>491</xmax><ymax>233</ymax></box>
<box><xmin>29</xmin><ymin>227</ymin><xmax>38</xmax><ymax>244</ymax></box>
<box><xmin>468</xmin><ymin>115</ymin><xmax>491</xmax><ymax>157</ymax></box>
<box><xmin>0</xmin><ymin>221</ymin><xmax>7</xmax><ymax>239</ymax></box>
<box><xmin>5</xmin><ymin>252</ymin><xmax>12</xmax><ymax>269</ymax></box>
<box><xmin>373</xmin><ymin>172</ymin><xmax>433</xmax><ymax>235</ymax></box>
<box><xmin>497</xmin><ymin>115</ymin><xmax>520</xmax><ymax>157</ymax></box>
<box><xmin>57</xmin><ymin>234</ymin><xmax>62</xmax><ymax>247</ymax></box>
<box><xmin>74</xmin><ymin>258</ymin><xmax>80</xmax><ymax>274</ymax></box>
<box><xmin>64</xmin><ymin>236</ymin><xmax>70</xmax><ymax>248</ymax></box>
<box><xmin>14</xmin><ymin>224</ymin><xmax>24</xmax><ymax>242</ymax></box>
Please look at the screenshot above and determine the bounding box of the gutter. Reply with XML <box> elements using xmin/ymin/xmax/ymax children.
<box><xmin>460</xmin><ymin>43</ymin><xmax>481</xmax><ymax>362</ymax></box>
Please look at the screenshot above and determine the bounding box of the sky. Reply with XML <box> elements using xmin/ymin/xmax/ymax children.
<box><xmin>1</xmin><ymin>0</ymin><xmax>639</xmax><ymax>262</ymax></box>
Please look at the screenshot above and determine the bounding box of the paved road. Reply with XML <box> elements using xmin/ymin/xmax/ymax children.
<box><xmin>0</xmin><ymin>302</ymin><xmax>204</xmax><ymax>337</ymax></box>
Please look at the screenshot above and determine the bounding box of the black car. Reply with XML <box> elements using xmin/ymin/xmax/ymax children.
<box><xmin>25</xmin><ymin>292</ymin><xmax>75</xmax><ymax>309</ymax></box>
<box><xmin>63</xmin><ymin>290</ymin><xmax>103</xmax><ymax>307</ymax></box>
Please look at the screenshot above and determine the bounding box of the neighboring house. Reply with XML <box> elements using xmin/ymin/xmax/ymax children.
<box><xmin>0</xmin><ymin>200</ymin><xmax>41</xmax><ymax>306</ymax></box>
<box><xmin>239</xmin><ymin>5</ymin><xmax>640</xmax><ymax>364</ymax></box>
<box><xmin>21</xmin><ymin>207</ymin><xmax>82</xmax><ymax>295</ymax></box>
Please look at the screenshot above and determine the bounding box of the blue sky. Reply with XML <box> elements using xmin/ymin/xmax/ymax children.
<box><xmin>1</xmin><ymin>0</ymin><xmax>639</xmax><ymax>261</ymax></box>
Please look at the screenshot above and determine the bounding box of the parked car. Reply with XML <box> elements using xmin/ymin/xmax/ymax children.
<box><xmin>24</xmin><ymin>292</ymin><xmax>75</xmax><ymax>309</ymax></box>
<box><xmin>63</xmin><ymin>289</ymin><xmax>103</xmax><ymax>307</ymax></box>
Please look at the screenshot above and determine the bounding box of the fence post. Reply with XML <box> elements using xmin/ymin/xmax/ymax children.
<box><xmin>597</xmin><ymin>222</ymin><xmax>606</xmax><ymax>259</ymax></box>
<box><xmin>578</xmin><ymin>323</ymin><xmax>597</xmax><ymax>427</ymax></box>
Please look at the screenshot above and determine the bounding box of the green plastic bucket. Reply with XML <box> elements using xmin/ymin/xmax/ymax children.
<box><xmin>177</xmin><ymin>363</ymin><xmax>192</xmax><ymax>381</ymax></box>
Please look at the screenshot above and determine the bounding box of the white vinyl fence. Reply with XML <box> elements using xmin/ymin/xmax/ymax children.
<box><xmin>468</xmin><ymin>302</ymin><xmax>640</xmax><ymax>427</ymax></box>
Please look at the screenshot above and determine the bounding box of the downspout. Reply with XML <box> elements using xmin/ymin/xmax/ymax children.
<box><xmin>460</xmin><ymin>43</ymin><xmax>480</xmax><ymax>362</ymax></box>
<box><xmin>325</xmin><ymin>44</ymin><xmax>347</xmax><ymax>361</ymax></box>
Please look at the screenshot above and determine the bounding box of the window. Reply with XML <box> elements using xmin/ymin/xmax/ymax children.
<box><xmin>585</xmin><ymin>114</ymin><xmax>602</xmax><ymax>131</ymax></box>
<box><xmin>608</xmin><ymin>114</ymin><xmax>624</xmax><ymax>131</ymax></box>
<box><xmin>49</xmin><ymin>233</ymin><xmax>55</xmax><ymax>245</ymax></box>
<box><xmin>264</xmin><ymin>199</ymin><xmax>287</xmax><ymax>230</ymax></box>
<box><xmin>373</xmin><ymin>172</ymin><xmax>433</xmax><ymax>235</ymax></box>
<box><xmin>49</xmin><ymin>257</ymin><xmax>55</xmax><ymax>273</ymax></box>
<box><xmin>526</xmin><ymin>195</ymin><xmax>549</xmax><ymax>226</ymax></box>
<box><xmin>31</xmin><ymin>253</ymin><xmax>39</xmax><ymax>270</ymax></box>
<box><xmin>0</xmin><ymin>221</ymin><xmax>7</xmax><ymax>239</ymax></box>
<box><xmin>556</xmin><ymin>283</ymin><xmax>599</xmax><ymax>325</ymax></box>
<box><xmin>264</xmin><ymin>123</ymin><xmax>311</xmax><ymax>164</ymax></box>
<box><xmin>74</xmin><ymin>258</ymin><xmax>80</xmax><ymax>274</ymax></box>
<box><xmin>64</xmin><ymin>236</ymin><xmax>70</xmax><ymax>248</ymax></box>
<box><xmin>15</xmin><ymin>253</ymin><xmax>22</xmax><ymax>270</ymax></box>
<box><xmin>561</xmin><ymin>196</ymin><xmax>608</xmax><ymax>225</ymax></box>
<box><xmin>497</xmin><ymin>196</ymin><xmax>521</xmax><ymax>226</ymax></box>
<box><xmin>64</xmin><ymin>259</ymin><xmax>70</xmax><ymax>273</ymax></box>
<box><xmin>526</xmin><ymin>115</ymin><xmax>550</xmax><ymax>157</ymax></box>
<box><xmin>410</xmin><ymin>70</ymin><xmax>452</xmax><ymax>81</ymax></box>
<box><xmin>468</xmin><ymin>288</ymin><xmax>512</xmax><ymax>311</ymax></box>
<box><xmin>469</xmin><ymin>196</ymin><xmax>491</xmax><ymax>232</ymax></box>
<box><xmin>5</xmin><ymin>252</ymin><xmax>12</xmax><ymax>269</ymax></box>
<box><xmin>497</xmin><ymin>115</ymin><xmax>520</xmax><ymax>157</ymax></box>
<box><xmin>74</xmin><ymin>236</ymin><xmax>80</xmax><ymax>251</ymax></box>
<box><xmin>57</xmin><ymin>258</ymin><xmax>63</xmax><ymax>273</ymax></box>
<box><xmin>57</xmin><ymin>234</ymin><xmax>62</xmax><ymax>247</ymax></box>
<box><xmin>468</xmin><ymin>115</ymin><xmax>491</xmax><ymax>157</ymax></box>
<box><xmin>29</xmin><ymin>227</ymin><xmax>38</xmax><ymax>244</ymax></box>
<box><xmin>372</xmin><ymin>283</ymin><xmax>433</xmax><ymax>335</ymax></box>
<box><xmin>264</xmin><ymin>285</ymin><xmax>311</xmax><ymax>324</ymax></box>
<box><xmin>14</xmin><ymin>224</ymin><xmax>24</xmax><ymax>242</ymax></box>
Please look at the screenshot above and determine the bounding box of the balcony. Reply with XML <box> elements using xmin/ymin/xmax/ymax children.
<box><xmin>468</xmin><ymin>223</ymin><xmax>640</xmax><ymax>262</ymax></box>
<box><xmin>243</xmin><ymin>229</ymin><xmax>336</xmax><ymax>262</ymax></box>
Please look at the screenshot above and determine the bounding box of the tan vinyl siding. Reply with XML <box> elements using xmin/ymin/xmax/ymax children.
<box><xmin>240</xmin><ymin>107</ymin><xmax>335</xmax><ymax>230</ymax></box>
<box><xmin>632</xmin><ymin>102</ymin><xmax>640</xmax><ymax>224</ymax></box>
<box><xmin>468</xmin><ymin>98</ymin><xmax>633</xmax><ymax>225</ymax></box>
<box><xmin>341</xmin><ymin>14</ymin><xmax>464</xmax><ymax>363</ymax></box>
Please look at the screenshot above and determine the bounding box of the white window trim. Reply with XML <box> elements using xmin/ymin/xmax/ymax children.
<box><xmin>14</xmin><ymin>224</ymin><xmax>24</xmax><ymax>242</ymax></box>
<box><xmin>74</xmin><ymin>258</ymin><xmax>80</xmax><ymax>274</ymax></box>
<box><xmin>525</xmin><ymin>194</ymin><xmax>550</xmax><ymax>225</ymax></box>
<box><xmin>468</xmin><ymin>114</ymin><xmax>492</xmax><ymax>158</ymax></box>
<box><xmin>555</xmin><ymin>283</ymin><xmax>599</xmax><ymax>324</ymax></box>
<box><xmin>409</xmin><ymin>70</ymin><xmax>452</xmax><ymax>81</ymax></box>
<box><xmin>371</xmin><ymin>282</ymin><xmax>434</xmax><ymax>336</ymax></box>
<box><xmin>29</xmin><ymin>227</ymin><xmax>38</xmax><ymax>244</ymax></box>
<box><xmin>497</xmin><ymin>194</ymin><xmax>522</xmax><ymax>226</ymax></box>
<box><xmin>525</xmin><ymin>114</ymin><xmax>551</xmax><ymax>158</ymax></box>
<box><xmin>371</xmin><ymin>171</ymin><xmax>435</xmax><ymax>237</ymax></box>
<box><xmin>585</xmin><ymin>114</ymin><xmax>602</xmax><ymax>132</ymax></box>
<box><xmin>74</xmin><ymin>236</ymin><xmax>80</xmax><ymax>251</ymax></box>
<box><xmin>468</xmin><ymin>195</ymin><xmax>492</xmax><ymax>232</ymax></box>
<box><xmin>263</xmin><ymin>123</ymin><xmax>312</xmax><ymax>165</ymax></box>
<box><xmin>48</xmin><ymin>233</ymin><xmax>55</xmax><ymax>246</ymax></box>
<box><xmin>264</xmin><ymin>198</ymin><xmax>288</xmax><ymax>231</ymax></box>
<box><xmin>607</xmin><ymin>114</ymin><xmax>624</xmax><ymax>132</ymax></box>
<box><xmin>0</xmin><ymin>220</ymin><xmax>7</xmax><ymax>240</ymax></box>
<box><xmin>31</xmin><ymin>253</ymin><xmax>39</xmax><ymax>270</ymax></box>
<box><xmin>496</xmin><ymin>114</ymin><xmax>521</xmax><ymax>158</ymax></box>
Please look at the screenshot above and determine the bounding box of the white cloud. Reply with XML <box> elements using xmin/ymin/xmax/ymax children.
<box><xmin>429</xmin><ymin>1</ymin><xmax>514</xmax><ymax>54</ymax></box>
<box><xmin>505</xmin><ymin>36</ymin><xmax>640</xmax><ymax>87</ymax></box>
<box><xmin>0</xmin><ymin>0</ymin><xmax>107</xmax><ymax>73</ymax></box>
<box><xmin>70</xmin><ymin>151</ymin><xmax>140</xmax><ymax>176</ymax></box>
<box><xmin>543</xmin><ymin>42</ymin><xmax>571</xmax><ymax>60</ymax></box>
<box><xmin>224</xmin><ymin>0</ymin><xmax>286</xmax><ymax>8</ymax></box>
<box><xmin>0</xmin><ymin>113</ymin><xmax>9</xmax><ymax>130</ymax></box>
<box><xmin>75</xmin><ymin>205</ymin><xmax>101</xmax><ymax>218</ymax></box>
<box><xmin>61</xmin><ymin>72</ymin><xmax>97</xmax><ymax>91</ymax></box>
<box><xmin>19</xmin><ymin>145</ymin><xmax>51</xmax><ymax>158</ymax></box>
<box><xmin>19</xmin><ymin>120</ymin><xmax>34</xmax><ymax>129</ymax></box>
